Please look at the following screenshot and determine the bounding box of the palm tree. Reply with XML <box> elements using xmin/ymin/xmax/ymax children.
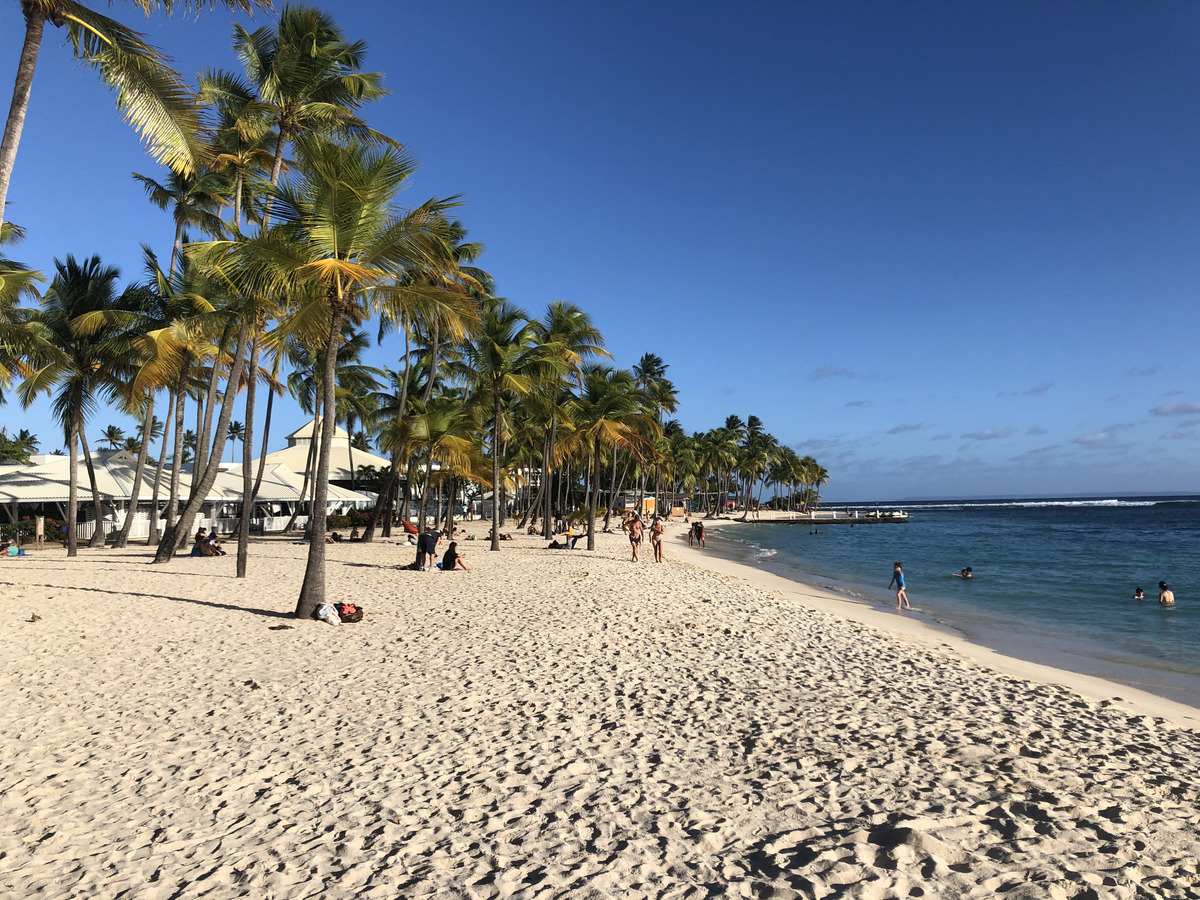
<box><xmin>131</xmin><ymin>168</ymin><xmax>229</xmax><ymax>278</ymax></box>
<box><xmin>560</xmin><ymin>365</ymin><xmax>657</xmax><ymax>550</ymax></box>
<box><xmin>17</xmin><ymin>255</ymin><xmax>139</xmax><ymax>554</ymax></box>
<box><xmin>0</xmin><ymin>221</ymin><xmax>44</xmax><ymax>396</ymax></box>
<box><xmin>227</xmin><ymin>3</ymin><xmax>394</xmax><ymax>223</ymax></box>
<box><xmin>0</xmin><ymin>0</ymin><xmax>270</xmax><ymax>230</ymax></box>
<box><xmin>191</xmin><ymin>132</ymin><xmax>459</xmax><ymax>615</ymax></box>
<box><xmin>101</xmin><ymin>424</ymin><xmax>125</xmax><ymax>449</ymax></box>
<box><xmin>468</xmin><ymin>298</ymin><xmax>562</xmax><ymax>551</ymax></box>
<box><xmin>226</xmin><ymin>419</ymin><xmax>244</xmax><ymax>461</ymax></box>
<box><xmin>203</xmin><ymin>4</ymin><xmax>397</xmax><ymax>574</ymax></box>
<box><xmin>530</xmin><ymin>300</ymin><xmax>609</xmax><ymax>536</ymax></box>
<box><xmin>403</xmin><ymin>395</ymin><xmax>483</xmax><ymax>550</ymax></box>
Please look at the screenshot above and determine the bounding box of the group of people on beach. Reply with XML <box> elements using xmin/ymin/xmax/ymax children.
<box><xmin>413</xmin><ymin>527</ymin><xmax>470</xmax><ymax>571</ymax></box>
<box><xmin>193</xmin><ymin>528</ymin><xmax>225</xmax><ymax>556</ymax></box>
<box><xmin>622</xmin><ymin>513</ymin><xmax>666</xmax><ymax>562</ymax></box>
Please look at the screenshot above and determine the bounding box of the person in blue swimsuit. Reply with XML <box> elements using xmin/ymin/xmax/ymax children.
<box><xmin>889</xmin><ymin>561</ymin><xmax>910</xmax><ymax>609</ymax></box>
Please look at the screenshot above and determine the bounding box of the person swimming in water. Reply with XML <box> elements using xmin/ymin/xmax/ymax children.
<box><xmin>1158</xmin><ymin>582</ymin><xmax>1175</xmax><ymax>606</ymax></box>
<box><xmin>954</xmin><ymin>567</ymin><xmax>972</xmax><ymax>578</ymax></box>
<box><xmin>1133</xmin><ymin>587</ymin><xmax>1145</xmax><ymax>600</ymax></box>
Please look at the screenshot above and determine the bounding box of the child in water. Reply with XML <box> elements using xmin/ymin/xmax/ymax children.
<box><xmin>889</xmin><ymin>562</ymin><xmax>910</xmax><ymax>609</ymax></box>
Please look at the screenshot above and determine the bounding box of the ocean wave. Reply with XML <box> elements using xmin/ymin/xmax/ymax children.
<box><xmin>874</xmin><ymin>499</ymin><xmax>1165</xmax><ymax>510</ymax></box>
<box><xmin>754</xmin><ymin>548</ymin><xmax>777</xmax><ymax>559</ymax></box>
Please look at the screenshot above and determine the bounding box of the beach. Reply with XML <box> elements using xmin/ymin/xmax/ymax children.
<box><xmin>3</xmin><ymin>521</ymin><xmax>1199</xmax><ymax>899</ymax></box>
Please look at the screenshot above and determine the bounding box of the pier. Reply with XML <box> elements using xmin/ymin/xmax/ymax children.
<box><xmin>710</xmin><ymin>509</ymin><xmax>909</xmax><ymax>525</ymax></box>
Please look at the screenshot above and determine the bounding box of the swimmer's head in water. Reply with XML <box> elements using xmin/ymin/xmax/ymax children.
<box><xmin>1159</xmin><ymin>581</ymin><xmax>1169</xmax><ymax>589</ymax></box>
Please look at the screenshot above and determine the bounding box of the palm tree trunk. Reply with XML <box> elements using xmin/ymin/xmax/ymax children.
<box><xmin>237</xmin><ymin>331</ymin><xmax>261</xmax><ymax>578</ymax></box>
<box><xmin>543</xmin><ymin>420</ymin><xmax>557</xmax><ymax>538</ymax></box>
<box><xmin>347</xmin><ymin>415</ymin><xmax>357</xmax><ymax>492</ymax></box>
<box><xmin>152</xmin><ymin>329</ymin><xmax>249</xmax><ymax>564</ymax></box>
<box><xmin>445</xmin><ymin>476</ymin><xmax>457</xmax><ymax>535</ymax></box>
<box><xmin>250</xmin><ymin>375</ymin><xmax>274</xmax><ymax>499</ymax></box>
<box><xmin>114</xmin><ymin>393</ymin><xmax>155</xmax><ymax>548</ymax></box>
<box><xmin>65</xmin><ymin>414</ymin><xmax>79</xmax><ymax>558</ymax></box>
<box><xmin>417</xmin><ymin>452</ymin><xmax>432</xmax><ymax>529</ymax></box>
<box><xmin>295</xmin><ymin>308</ymin><xmax>343</xmax><ymax>618</ymax></box>
<box><xmin>283</xmin><ymin>403</ymin><xmax>320</xmax><ymax>533</ymax></box>
<box><xmin>147</xmin><ymin>387</ymin><xmax>174</xmax><ymax>543</ymax></box>
<box><xmin>490</xmin><ymin>395</ymin><xmax>502</xmax><ymax>551</ymax></box>
<box><xmin>603</xmin><ymin>449</ymin><xmax>619</xmax><ymax>532</ymax></box>
<box><xmin>165</xmin><ymin>370</ymin><xmax>188</xmax><ymax>532</ymax></box>
<box><xmin>586</xmin><ymin>437</ymin><xmax>600</xmax><ymax>551</ymax></box>
<box><xmin>80</xmin><ymin>428</ymin><xmax>107</xmax><ymax>548</ymax></box>
<box><xmin>0</xmin><ymin>8</ymin><xmax>46</xmax><ymax>231</ymax></box>
<box><xmin>196</xmin><ymin>322</ymin><xmax>234</xmax><ymax>478</ymax></box>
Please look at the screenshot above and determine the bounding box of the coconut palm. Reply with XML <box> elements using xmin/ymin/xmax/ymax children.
<box><xmin>467</xmin><ymin>298</ymin><xmax>563</xmax><ymax>551</ymax></box>
<box><xmin>226</xmin><ymin>419</ymin><xmax>244</xmax><ymax>461</ymax></box>
<box><xmin>0</xmin><ymin>0</ymin><xmax>270</xmax><ymax>230</ymax></box>
<box><xmin>0</xmin><ymin>222</ymin><xmax>44</xmax><ymax>396</ymax></box>
<box><xmin>202</xmin><ymin>4</ymin><xmax>397</xmax><ymax>573</ymax></box>
<box><xmin>529</xmin><ymin>300</ymin><xmax>609</xmax><ymax>535</ymax></box>
<box><xmin>17</xmin><ymin>255</ymin><xmax>140</xmax><ymax>555</ymax></box>
<box><xmin>101</xmin><ymin>424</ymin><xmax>125</xmax><ymax>449</ymax></box>
<box><xmin>131</xmin><ymin>167</ymin><xmax>230</xmax><ymax>278</ymax></box>
<box><xmin>559</xmin><ymin>365</ymin><xmax>657</xmax><ymax>550</ymax></box>
<box><xmin>403</xmin><ymin>395</ymin><xmax>482</xmax><ymax>552</ymax></box>
<box><xmin>189</xmin><ymin>132</ymin><xmax>459</xmax><ymax>614</ymax></box>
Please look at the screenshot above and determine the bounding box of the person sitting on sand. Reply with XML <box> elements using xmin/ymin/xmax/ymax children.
<box><xmin>194</xmin><ymin>528</ymin><xmax>219</xmax><ymax>557</ymax></box>
<box><xmin>207</xmin><ymin>532</ymin><xmax>227</xmax><ymax>555</ymax></box>
<box><xmin>1133</xmin><ymin>587</ymin><xmax>1145</xmax><ymax>600</ymax></box>
<box><xmin>349</xmin><ymin>527</ymin><xmax>360</xmax><ymax>542</ymax></box>
<box><xmin>440</xmin><ymin>541</ymin><xmax>470</xmax><ymax>571</ymax></box>
<box><xmin>1159</xmin><ymin>581</ymin><xmax>1175</xmax><ymax>606</ymax></box>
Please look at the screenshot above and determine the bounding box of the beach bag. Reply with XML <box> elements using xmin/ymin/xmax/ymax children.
<box><xmin>337</xmin><ymin>603</ymin><xmax>363</xmax><ymax>623</ymax></box>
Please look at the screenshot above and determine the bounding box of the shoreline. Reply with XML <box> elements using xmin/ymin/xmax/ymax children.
<box><xmin>674</xmin><ymin>516</ymin><xmax>1200</xmax><ymax>728</ymax></box>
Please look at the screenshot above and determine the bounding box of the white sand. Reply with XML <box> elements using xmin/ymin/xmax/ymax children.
<box><xmin>3</xmin><ymin>521</ymin><xmax>1199</xmax><ymax>899</ymax></box>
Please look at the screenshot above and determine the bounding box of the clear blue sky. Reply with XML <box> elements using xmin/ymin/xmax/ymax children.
<box><xmin>3</xmin><ymin>1</ymin><xmax>1198</xmax><ymax>500</ymax></box>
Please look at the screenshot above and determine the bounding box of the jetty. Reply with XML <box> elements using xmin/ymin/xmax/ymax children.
<box><xmin>715</xmin><ymin>508</ymin><xmax>909</xmax><ymax>525</ymax></box>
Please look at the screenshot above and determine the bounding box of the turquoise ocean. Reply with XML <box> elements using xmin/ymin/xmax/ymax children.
<box><xmin>706</xmin><ymin>496</ymin><xmax>1200</xmax><ymax>709</ymax></box>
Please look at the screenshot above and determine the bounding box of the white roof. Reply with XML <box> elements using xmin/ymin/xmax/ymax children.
<box><xmin>0</xmin><ymin>452</ymin><xmax>371</xmax><ymax>505</ymax></box>
<box><xmin>245</xmin><ymin>418</ymin><xmax>393</xmax><ymax>483</ymax></box>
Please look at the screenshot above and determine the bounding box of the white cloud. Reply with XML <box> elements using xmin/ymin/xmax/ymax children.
<box><xmin>962</xmin><ymin>427</ymin><xmax>1016</xmax><ymax>441</ymax></box>
<box><xmin>1150</xmin><ymin>402</ymin><xmax>1200</xmax><ymax>417</ymax></box>
<box><xmin>810</xmin><ymin>366</ymin><xmax>856</xmax><ymax>381</ymax></box>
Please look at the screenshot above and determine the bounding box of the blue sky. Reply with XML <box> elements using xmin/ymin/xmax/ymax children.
<box><xmin>3</xmin><ymin>1</ymin><xmax>1198</xmax><ymax>500</ymax></box>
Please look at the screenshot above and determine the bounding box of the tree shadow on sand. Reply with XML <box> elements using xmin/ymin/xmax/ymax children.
<box><xmin>18</xmin><ymin>582</ymin><xmax>293</xmax><ymax>619</ymax></box>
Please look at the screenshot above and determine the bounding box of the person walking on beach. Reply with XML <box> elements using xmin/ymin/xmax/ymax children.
<box><xmin>889</xmin><ymin>562</ymin><xmax>910</xmax><ymax>609</ymax></box>
<box><xmin>693</xmin><ymin>520</ymin><xmax>705</xmax><ymax>548</ymax></box>
<box><xmin>1159</xmin><ymin>581</ymin><xmax>1175</xmax><ymax>606</ymax></box>
<box><xmin>624</xmin><ymin>514</ymin><xmax>644</xmax><ymax>561</ymax></box>
<box><xmin>650</xmin><ymin>516</ymin><xmax>666</xmax><ymax>562</ymax></box>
